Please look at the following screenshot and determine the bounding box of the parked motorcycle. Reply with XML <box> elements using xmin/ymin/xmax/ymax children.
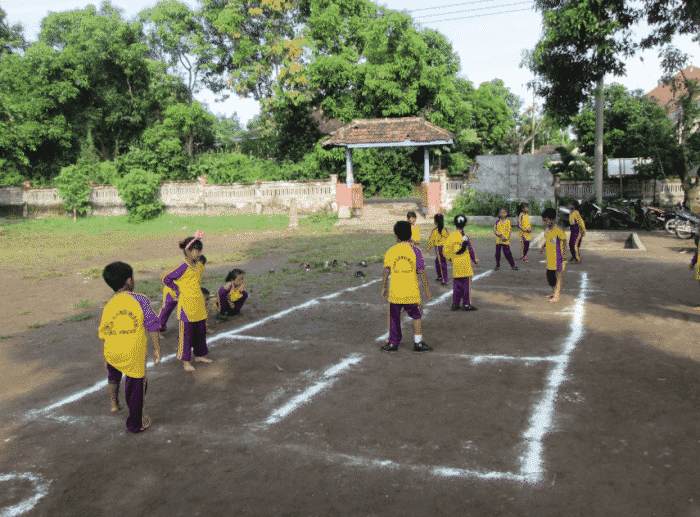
<box><xmin>674</xmin><ymin>210</ymin><xmax>700</xmax><ymax>239</ymax></box>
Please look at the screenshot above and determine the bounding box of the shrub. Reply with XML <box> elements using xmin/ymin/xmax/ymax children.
<box><xmin>447</xmin><ymin>187</ymin><xmax>555</xmax><ymax>218</ymax></box>
<box><xmin>55</xmin><ymin>164</ymin><xmax>92</xmax><ymax>221</ymax></box>
<box><xmin>116</xmin><ymin>168</ymin><xmax>164</xmax><ymax>223</ymax></box>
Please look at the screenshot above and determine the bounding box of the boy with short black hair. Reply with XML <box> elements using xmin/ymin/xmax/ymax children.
<box><xmin>407</xmin><ymin>211</ymin><xmax>421</xmax><ymax>245</ymax></box>
<box><xmin>381</xmin><ymin>220</ymin><xmax>433</xmax><ymax>353</ymax></box>
<box><xmin>99</xmin><ymin>261</ymin><xmax>161</xmax><ymax>433</ymax></box>
<box><xmin>540</xmin><ymin>208</ymin><xmax>567</xmax><ymax>302</ymax></box>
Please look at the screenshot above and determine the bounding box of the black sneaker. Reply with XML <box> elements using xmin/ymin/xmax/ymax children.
<box><xmin>451</xmin><ymin>304</ymin><xmax>461</xmax><ymax>311</ymax></box>
<box><xmin>380</xmin><ymin>344</ymin><xmax>399</xmax><ymax>353</ymax></box>
<box><xmin>461</xmin><ymin>305</ymin><xmax>478</xmax><ymax>311</ymax></box>
<box><xmin>512</xmin><ymin>266</ymin><xmax>519</xmax><ymax>271</ymax></box>
<box><xmin>494</xmin><ymin>266</ymin><xmax>500</xmax><ymax>271</ymax></box>
<box><xmin>413</xmin><ymin>342</ymin><xmax>433</xmax><ymax>353</ymax></box>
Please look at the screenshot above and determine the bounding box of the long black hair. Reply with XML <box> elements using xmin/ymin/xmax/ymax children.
<box><xmin>434</xmin><ymin>213</ymin><xmax>444</xmax><ymax>235</ymax></box>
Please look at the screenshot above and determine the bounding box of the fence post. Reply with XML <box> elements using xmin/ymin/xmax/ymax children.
<box><xmin>288</xmin><ymin>197</ymin><xmax>299</xmax><ymax>228</ymax></box>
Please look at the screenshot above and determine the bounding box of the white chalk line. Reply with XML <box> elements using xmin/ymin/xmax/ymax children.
<box><xmin>270</xmin><ymin>272</ymin><xmax>589</xmax><ymax>484</ymax></box>
<box><xmin>517</xmin><ymin>271</ymin><xmax>588</xmax><ymax>484</ymax></box>
<box><xmin>265</xmin><ymin>354</ymin><xmax>363</xmax><ymax>425</ymax></box>
<box><xmin>0</xmin><ymin>472</ymin><xmax>51</xmax><ymax>517</ymax></box>
<box><xmin>29</xmin><ymin>280</ymin><xmax>381</xmax><ymax>417</ymax></box>
<box><xmin>375</xmin><ymin>270</ymin><xmax>494</xmax><ymax>342</ymax></box>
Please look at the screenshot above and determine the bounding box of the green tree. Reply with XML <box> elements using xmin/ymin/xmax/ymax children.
<box><xmin>116</xmin><ymin>168</ymin><xmax>164</xmax><ymax>222</ymax></box>
<box><xmin>0</xmin><ymin>6</ymin><xmax>28</xmax><ymax>57</ymax></box>
<box><xmin>137</xmin><ymin>0</ymin><xmax>232</xmax><ymax>105</ymax></box>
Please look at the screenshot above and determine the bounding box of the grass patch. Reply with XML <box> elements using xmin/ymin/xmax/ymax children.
<box><xmin>299</xmin><ymin>213</ymin><xmax>338</xmax><ymax>233</ymax></box>
<box><xmin>20</xmin><ymin>310</ymin><xmax>33</xmax><ymax>315</ymax></box>
<box><xmin>81</xmin><ymin>266</ymin><xmax>103</xmax><ymax>279</ymax></box>
<box><xmin>27</xmin><ymin>322</ymin><xmax>46</xmax><ymax>329</ymax></box>
<box><xmin>64</xmin><ymin>312</ymin><xmax>95</xmax><ymax>322</ymax></box>
<box><xmin>0</xmin><ymin>334</ymin><xmax>12</xmax><ymax>340</ymax></box>
<box><xmin>72</xmin><ymin>300</ymin><xmax>95</xmax><ymax>309</ymax></box>
<box><xmin>21</xmin><ymin>274</ymin><xmax>36</xmax><ymax>279</ymax></box>
<box><xmin>39</xmin><ymin>270</ymin><xmax>68</xmax><ymax>279</ymax></box>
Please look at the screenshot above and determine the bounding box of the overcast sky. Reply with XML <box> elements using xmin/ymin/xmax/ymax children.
<box><xmin>3</xmin><ymin>0</ymin><xmax>697</xmax><ymax>126</ymax></box>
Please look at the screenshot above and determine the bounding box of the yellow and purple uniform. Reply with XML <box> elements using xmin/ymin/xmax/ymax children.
<box><xmin>99</xmin><ymin>292</ymin><xmax>160</xmax><ymax>379</ymax></box>
<box><xmin>410</xmin><ymin>224</ymin><xmax>421</xmax><ymax>245</ymax></box>
<box><xmin>383</xmin><ymin>242</ymin><xmax>425</xmax><ymax>305</ymax></box>
<box><xmin>495</xmin><ymin>219</ymin><xmax>511</xmax><ymax>245</ymax></box>
<box><xmin>545</xmin><ymin>227</ymin><xmax>567</xmax><ymax>271</ymax></box>
<box><xmin>163</xmin><ymin>261</ymin><xmax>207</xmax><ymax>323</ymax></box>
<box><xmin>518</xmin><ymin>213</ymin><xmax>532</xmax><ymax>241</ymax></box>
<box><xmin>158</xmin><ymin>264</ymin><xmax>181</xmax><ymax>332</ymax></box>
<box><xmin>569</xmin><ymin>210</ymin><xmax>586</xmax><ymax>260</ymax></box>
<box><xmin>383</xmin><ymin>242</ymin><xmax>426</xmax><ymax>346</ymax></box>
<box><xmin>216</xmin><ymin>283</ymin><xmax>248</xmax><ymax>315</ymax></box>
<box><xmin>426</xmin><ymin>228</ymin><xmax>449</xmax><ymax>251</ymax></box>
<box><xmin>444</xmin><ymin>230</ymin><xmax>476</xmax><ymax>278</ymax></box>
<box><xmin>99</xmin><ymin>291</ymin><xmax>159</xmax><ymax>433</ymax></box>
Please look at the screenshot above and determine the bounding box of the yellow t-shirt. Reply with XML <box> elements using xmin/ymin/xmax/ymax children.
<box><xmin>518</xmin><ymin>213</ymin><xmax>531</xmax><ymax>241</ymax></box>
<box><xmin>443</xmin><ymin>230</ymin><xmax>475</xmax><ymax>278</ymax></box>
<box><xmin>426</xmin><ymin>228</ymin><xmax>449</xmax><ymax>251</ymax></box>
<box><xmin>99</xmin><ymin>292</ymin><xmax>160</xmax><ymax>378</ymax></box>
<box><xmin>495</xmin><ymin>219</ymin><xmax>511</xmax><ymax>245</ymax></box>
<box><xmin>163</xmin><ymin>261</ymin><xmax>207</xmax><ymax>322</ymax></box>
<box><xmin>410</xmin><ymin>224</ymin><xmax>421</xmax><ymax>244</ymax></box>
<box><xmin>383</xmin><ymin>242</ymin><xmax>425</xmax><ymax>304</ymax></box>
<box><xmin>545</xmin><ymin>227</ymin><xmax>567</xmax><ymax>271</ymax></box>
<box><xmin>569</xmin><ymin>210</ymin><xmax>586</xmax><ymax>232</ymax></box>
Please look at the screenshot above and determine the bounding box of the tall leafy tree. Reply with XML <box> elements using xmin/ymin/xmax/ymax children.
<box><xmin>0</xmin><ymin>6</ymin><xmax>28</xmax><ymax>57</ymax></box>
<box><xmin>137</xmin><ymin>0</ymin><xmax>232</xmax><ymax>105</ymax></box>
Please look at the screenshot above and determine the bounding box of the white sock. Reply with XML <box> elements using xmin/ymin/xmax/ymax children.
<box><xmin>414</xmin><ymin>334</ymin><xmax>422</xmax><ymax>344</ymax></box>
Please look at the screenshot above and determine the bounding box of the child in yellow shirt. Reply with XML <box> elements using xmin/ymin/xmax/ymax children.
<box><xmin>443</xmin><ymin>214</ymin><xmax>481</xmax><ymax>311</ymax></box>
<box><xmin>426</xmin><ymin>213</ymin><xmax>450</xmax><ymax>284</ymax></box>
<box><xmin>99</xmin><ymin>261</ymin><xmax>161</xmax><ymax>433</ymax></box>
<box><xmin>381</xmin><ymin>220</ymin><xmax>433</xmax><ymax>353</ymax></box>
<box><xmin>539</xmin><ymin>208</ymin><xmax>567</xmax><ymax>302</ymax></box>
<box><xmin>516</xmin><ymin>202</ymin><xmax>532</xmax><ymax>261</ymax></box>
<box><xmin>408</xmin><ymin>211</ymin><xmax>421</xmax><ymax>245</ymax></box>
<box><xmin>493</xmin><ymin>207</ymin><xmax>518</xmax><ymax>271</ymax></box>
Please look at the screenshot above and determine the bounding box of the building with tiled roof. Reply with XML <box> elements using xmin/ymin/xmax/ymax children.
<box><xmin>647</xmin><ymin>65</ymin><xmax>700</xmax><ymax>132</ymax></box>
<box><xmin>321</xmin><ymin>117</ymin><xmax>455</xmax><ymax>148</ymax></box>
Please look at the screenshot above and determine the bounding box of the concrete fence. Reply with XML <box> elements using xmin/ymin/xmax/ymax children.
<box><xmin>559</xmin><ymin>179</ymin><xmax>684</xmax><ymax>205</ymax></box>
<box><xmin>0</xmin><ymin>175</ymin><xmax>339</xmax><ymax>217</ymax></box>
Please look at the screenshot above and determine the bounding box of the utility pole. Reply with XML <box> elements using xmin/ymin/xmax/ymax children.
<box><xmin>594</xmin><ymin>76</ymin><xmax>604</xmax><ymax>204</ymax></box>
<box><xmin>531</xmin><ymin>98</ymin><xmax>536</xmax><ymax>154</ymax></box>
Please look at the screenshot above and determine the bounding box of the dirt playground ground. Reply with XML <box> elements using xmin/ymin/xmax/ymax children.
<box><xmin>2</xmin><ymin>227</ymin><xmax>700</xmax><ymax>516</ymax></box>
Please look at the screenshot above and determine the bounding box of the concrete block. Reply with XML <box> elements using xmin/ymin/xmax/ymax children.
<box><xmin>624</xmin><ymin>233</ymin><xmax>646</xmax><ymax>251</ymax></box>
<box><xmin>338</xmin><ymin>206</ymin><xmax>352</xmax><ymax>219</ymax></box>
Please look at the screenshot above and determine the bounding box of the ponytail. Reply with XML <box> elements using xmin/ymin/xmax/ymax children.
<box><xmin>434</xmin><ymin>213</ymin><xmax>444</xmax><ymax>235</ymax></box>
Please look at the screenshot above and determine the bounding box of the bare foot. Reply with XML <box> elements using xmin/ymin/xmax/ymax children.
<box><xmin>206</xmin><ymin>328</ymin><xmax>214</xmax><ymax>334</ymax></box>
<box><xmin>549</xmin><ymin>297</ymin><xmax>559</xmax><ymax>303</ymax></box>
<box><xmin>110</xmin><ymin>404</ymin><xmax>122</xmax><ymax>413</ymax></box>
<box><xmin>183</xmin><ymin>362</ymin><xmax>196</xmax><ymax>372</ymax></box>
<box><xmin>195</xmin><ymin>357</ymin><xmax>213</xmax><ymax>363</ymax></box>
<box><xmin>140</xmin><ymin>415</ymin><xmax>151</xmax><ymax>431</ymax></box>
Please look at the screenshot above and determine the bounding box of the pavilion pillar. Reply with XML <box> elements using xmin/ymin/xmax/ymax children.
<box><xmin>346</xmin><ymin>148</ymin><xmax>354</xmax><ymax>187</ymax></box>
<box><xmin>424</xmin><ymin>148</ymin><xmax>430</xmax><ymax>184</ymax></box>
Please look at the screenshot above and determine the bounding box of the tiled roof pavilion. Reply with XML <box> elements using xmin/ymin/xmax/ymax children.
<box><xmin>321</xmin><ymin>117</ymin><xmax>455</xmax><ymax>186</ymax></box>
<box><xmin>322</xmin><ymin>117</ymin><xmax>455</xmax><ymax>148</ymax></box>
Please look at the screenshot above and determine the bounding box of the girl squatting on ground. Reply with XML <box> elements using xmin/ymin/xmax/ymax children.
<box><xmin>99</xmin><ymin>261</ymin><xmax>162</xmax><ymax>433</ymax></box>
<box><xmin>517</xmin><ymin>202</ymin><xmax>532</xmax><ymax>261</ymax></box>
<box><xmin>540</xmin><ymin>208</ymin><xmax>568</xmax><ymax>303</ymax></box>
<box><xmin>426</xmin><ymin>213</ymin><xmax>450</xmax><ymax>285</ymax></box>
<box><xmin>493</xmin><ymin>207</ymin><xmax>519</xmax><ymax>271</ymax></box>
<box><xmin>568</xmin><ymin>201</ymin><xmax>587</xmax><ymax>263</ymax></box>
<box><xmin>215</xmin><ymin>269</ymin><xmax>248</xmax><ymax>318</ymax></box>
<box><xmin>162</xmin><ymin>231</ymin><xmax>213</xmax><ymax>372</ymax></box>
<box><xmin>444</xmin><ymin>214</ymin><xmax>480</xmax><ymax>311</ymax></box>
<box><xmin>381</xmin><ymin>220</ymin><xmax>433</xmax><ymax>353</ymax></box>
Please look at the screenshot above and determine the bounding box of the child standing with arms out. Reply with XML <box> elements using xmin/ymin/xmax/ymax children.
<box><xmin>516</xmin><ymin>203</ymin><xmax>532</xmax><ymax>261</ymax></box>
<box><xmin>540</xmin><ymin>208</ymin><xmax>568</xmax><ymax>302</ymax></box>
<box><xmin>568</xmin><ymin>201</ymin><xmax>587</xmax><ymax>263</ymax></box>
<box><xmin>426</xmin><ymin>214</ymin><xmax>450</xmax><ymax>285</ymax></box>
<box><xmin>381</xmin><ymin>220</ymin><xmax>433</xmax><ymax>353</ymax></box>
<box><xmin>493</xmin><ymin>207</ymin><xmax>518</xmax><ymax>271</ymax></box>
<box><xmin>215</xmin><ymin>269</ymin><xmax>248</xmax><ymax>318</ymax></box>
<box><xmin>444</xmin><ymin>215</ymin><xmax>481</xmax><ymax>311</ymax></box>
<box><xmin>99</xmin><ymin>261</ymin><xmax>161</xmax><ymax>433</ymax></box>
<box><xmin>162</xmin><ymin>231</ymin><xmax>213</xmax><ymax>372</ymax></box>
<box><xmin>407</xmin><ymin>211</ymin><xmax>421</xmax><ymax>245</ymax></box>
